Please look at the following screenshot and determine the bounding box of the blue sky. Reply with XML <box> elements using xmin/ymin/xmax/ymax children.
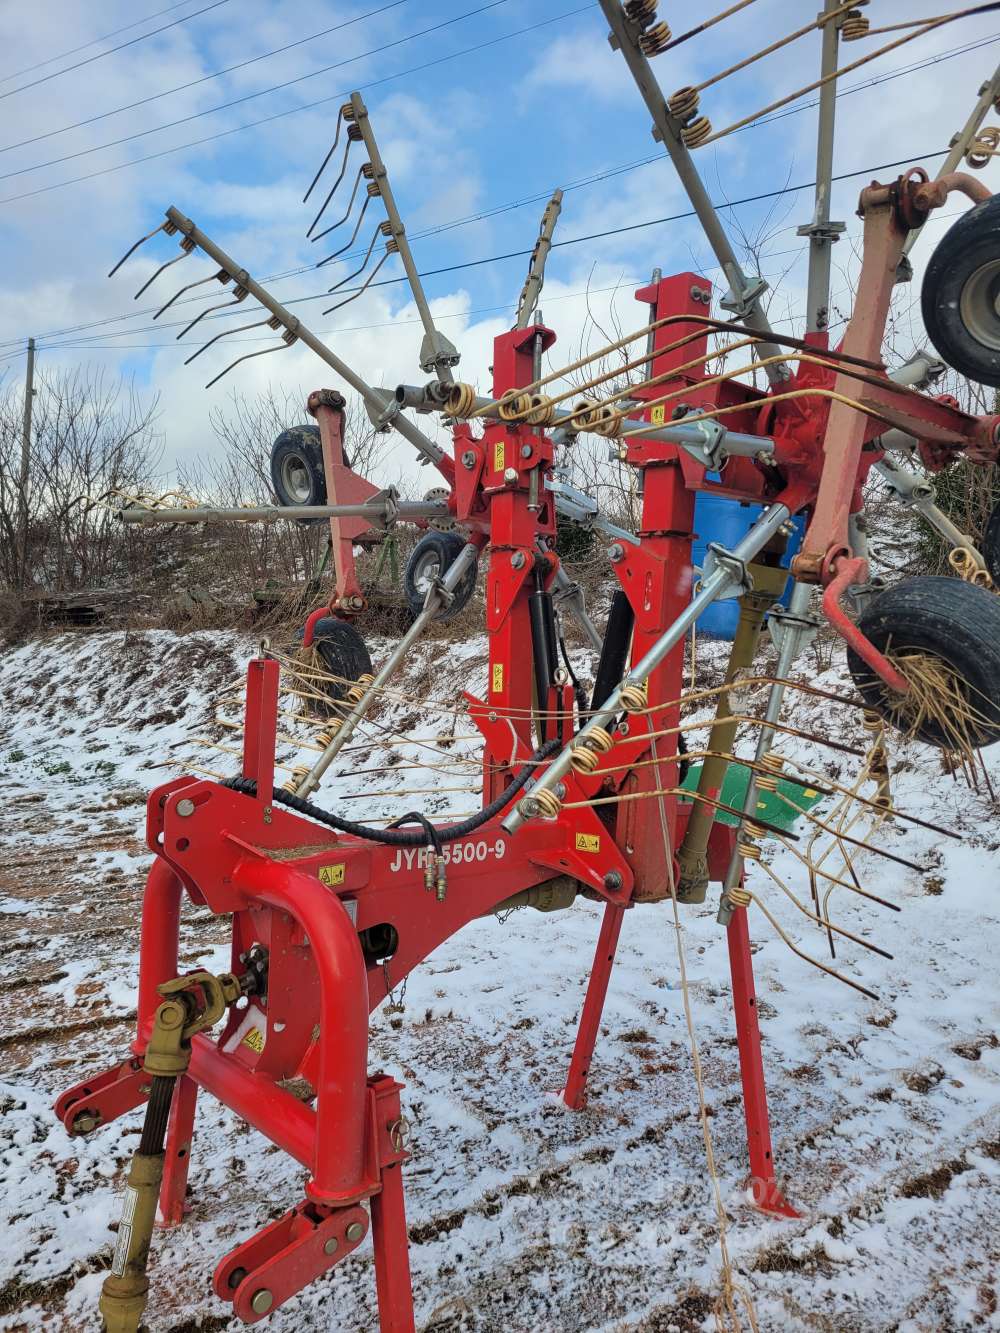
<box><xmin>1</xmin><ymin>0</ymin><xmax>999</xmax><ymax>477</ymax></box>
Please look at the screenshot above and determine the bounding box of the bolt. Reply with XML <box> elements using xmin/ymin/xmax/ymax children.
<box><xmin>461</xmin><ymin>450</ymin><xmax>476</xmax><ymax>468</ymax></box>
<box><xmin>323</xmin><ymin>1237</ymin><xmax>339</xmax><ymax>1256</ymax></box>
<box><xmin>555</xmin><ymin>782</ymin><xmax>566</xmax><ymax>800</ymax></box>
<box><xmin>176</xmin><ymin>798</ymin><xmax>195</xmax><ymax>818</ymax></box>
<box><xmin>520</xmin><ymin>443</ymin><xmax>532</xmax><ymax>458</ymax></box>
<box><xmin>345</xmin><ymin>1221</ymin><xmax>365</xmax><ymax>1243</ymax></box>
<box><xmin>518</xmin><ymin>796</ymin><xmax>540</xmax><ymax>818</ymax></box>
<box><xmin>71</xmin><ymin>1111</ymin><xmax>100</xmax><ymax>1135</ymax></box>
<box><xmin>250</xmin><ymin>1290</ymin><xmax>274</xmax><ymax>1315</ymax></box>
<box><xmin>603</xmin><ymin>870</ymin><xmax>623</xmax><ymax>891</ymax></box>
<box><xmin>263</xmin><ymin>804</ymin><xmax>272</xmax><ymax>825</ymax></box>
<box><xmin>511</xmin><ymin>551</ymin><xmax>526</xmax><ymax>570</ymax></box>
<box><xmin>503</xmin><ymin>466</ymin><xmax>519</xmax><ymax>484</ymax></box>
<box><xmin>139</xmin><ymin>1084</ymin><xmax>151</xmax><ymax>1096</ymax></box>
<box><xmin>608</xmin><ymin>543</ymin><xmax>625</xmax><ymax>563</ymax></box>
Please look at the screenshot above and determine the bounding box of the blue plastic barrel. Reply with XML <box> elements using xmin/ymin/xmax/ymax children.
<box><xmin>691</xmin><ymin>492</ymin><xmax>805</xmax><ymax>639</ymax></box>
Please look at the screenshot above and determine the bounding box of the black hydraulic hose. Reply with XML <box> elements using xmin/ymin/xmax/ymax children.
<box><xmin>387</xmin><ymin>810</ymin><xmax>442</xmax><ymax>855</ymax></box>
<box><xmin>223</xmin><ymin>739</ymin><xmax>560</xmax><ymax>847</ymax></box>
<box><xmin>591</xmin><ymin>590</ymin><xmax>634</xmax><ymax>711</ymax></box>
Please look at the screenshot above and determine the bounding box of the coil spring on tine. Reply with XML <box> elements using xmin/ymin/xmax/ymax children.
<box><xmin>498</xmin><ymin>390</ymin><xmax>532</xmax><ymax>421</ymax></box>
<box><xmin>727</xmin><ymin>885</ymin><xmax>752</xmax><ymax>908</ymax></box>
<box><xmin>623</xmin><ymin>0</ymin><xmax>658</xmax><ymax>24</ymax></box>
<box><xmin>569</xmin><ymin>396</ymin><xmax>598</xmax><ymax>429</ymax></box>
<box><xmin>341</xmin><ymin>102</ymin><xmax>356</xmax><ymax>121</ymax></box>
<box><xmin>282</xmin><ymin>764</ymin><xmax>312</xmax><ymax>793</ymax></box>
<box><xmin>443</xmin><ymin>381</ymin><xmax>477</xmax><ymax>418</ymax></box>
<box><xmin>534</xmin><ymin>788</ymin><xmax>563</xmax><ymax>818</ymax></box>
<box><xmin>667</xmin><ymin>86</ymin><xmax>712</xmax><ymax>149</ymax></box>
<box><xmin>347</xmin><ymin>124</ymin><xmax>363</xmax><ymax>141</ymax></box>
<box><xmin>524</xmin><ymin>394</ymin><xmax>556</xmax><ymax>426</ymax></box>
<box><xmin>638</xmin><ymin>20</ymin><xmax>672</xmax><ymax>55</ymax></box>
<box><xmin>620</xmin><ymin>683</ymin><xmax>647</xmax><ymax>713</ymax></box>
<box><xmin>862</xmin><ymin>709</ymin><xmax>884</xmax><ymax>734</ymax></box>
<box><xmin>571</xmin><ymin>745</ymin><xmax>601</xmax><ymax>774</ymax></box>
<box><xmin>841</xmin><ymin>9</ymin><xmax>870</xmax><ymax>40</ymax></box>
<box><xmin>367</xmin><ymin>182</ymin><xmax>382</xmax><ymax>197</ymax></box>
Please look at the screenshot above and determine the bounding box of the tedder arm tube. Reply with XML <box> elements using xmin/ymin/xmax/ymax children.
<box><xmin>502</xmin><ymin>502</ymin><xmax>792</xmax><ymax>833</ymax></box>
<box><xmin>117</xmin><ymin>500</ymin><xmax>449</xmax><ymax>526</ymax></box>
<box><xmin>295</xmin><ymin>540</ymin><xmax>482</xmax><ymax>798</ymax></box>
<box><xmin>165</xmin><ymin>207</ymin><xmax>446</xmax><ymax>468</ymax></box>
<box><xmin>597</xmin><ymin>0</ymin><xmax>788</xmax><ymax>384</ymax></box>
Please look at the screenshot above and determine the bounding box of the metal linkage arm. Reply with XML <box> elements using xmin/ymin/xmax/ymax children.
<box><xmin>161</xmin><ymin>207</ymin><xmax>447</xmax><ymax>469</ymax></box>
<box><xmin>598</xmin><ymin>0</ymin><xmax>789</xmax><ymax>383</ymax></box>
<box><xmin>348</xmin><ymin>94</ymin><xmax>460</xmax><ymax>380</ymax></box>
<box><xmin>515</xmin><ymin>189</ymin><xmax>563</xmax><ymax>330</ymax></box>
<box><xmin>117</xmin><ymin>498</ymin><xmax>449</xmax><ymax>527</ymax></box>
<box><xmin>502</xmin><ymin>502</ymin><xmax>792</xmax><ymax>833</ymax></box>
<box><xmin>294</xmin><ymin>540</ymin><xmax>483</xmax><ymax>798</ymax></box>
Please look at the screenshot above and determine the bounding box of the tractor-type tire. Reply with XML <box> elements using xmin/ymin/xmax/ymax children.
<box><xmin>299</xmin><ymin>617</ymin><xmax>372</xmax><ymax>703</ymax></box>
<box><xmin>270</xmin><ymin>425</ymin><xmax>327</xmax><ymax>512</ymax></box>
<box><xmin>847</xmin><ymin>575</ymin><xmax>1000</xmax><ymax>748</ymax></box>
<box><xmin>982</xmin><ymin>500</ymin><xmax>1000</xmax><ymax>584</ymax></box>
<box><xmin>921</xmin><ymin>192</ymin><xmax>1000</xmax><ymax>387</ymax></box>
<box><xmin>403</xmin><ymin>532</ymin><xmax>477</xmax><ymax>621</ymax></box>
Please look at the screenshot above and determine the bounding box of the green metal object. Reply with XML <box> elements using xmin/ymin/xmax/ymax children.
<box><xmin>680</xmin><ymin>761</ymin><xmax>824</xmax><ymax>833</ymax></box>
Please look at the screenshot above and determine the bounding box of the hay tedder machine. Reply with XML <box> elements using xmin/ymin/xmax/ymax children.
<box><xmin>54</xmin><ymin>3</ymin><xmax>1000</xmax><ymax>1329</ymax></box>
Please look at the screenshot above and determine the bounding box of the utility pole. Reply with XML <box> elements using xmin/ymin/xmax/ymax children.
<box><xmin>17</xmin><ymin>336</ymin><xmax>35</xmax><ymax>590</ymax></box>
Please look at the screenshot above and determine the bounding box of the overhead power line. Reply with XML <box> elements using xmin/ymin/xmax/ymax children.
<box><xmin>0</xmin><ymin>0</ymin><xmax>196</xmax><ymax>84</ymax></box>
<box><xmin>0</xmin><ymin>0</ymin><xmax>233</xmax><ymax>101</ymax></box>
<box><xmin>11</xmin><ymin>146</ymin><xmax>965</xmax><ymax>357</ymax></box>
<box><xmin>0</xmin><ymin>0</ymin><xmax>514</xmax><ymax>183</ymax></box>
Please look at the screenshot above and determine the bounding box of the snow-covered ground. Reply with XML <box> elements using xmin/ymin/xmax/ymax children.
<box><xmin>1</xmin><ymin>626</ymin><xmax>999</xmax><ymax>1333</ymax></box>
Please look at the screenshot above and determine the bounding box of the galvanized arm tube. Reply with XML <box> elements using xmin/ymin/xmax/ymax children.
<box><xmin>118</xmin><ymin>500</ymin><xmax>448</xmax><ymax>526</ymax></box>
<box><xmin>164</xmin><ymin>207</ymin><xmax>446</xmax><ymax>468</ymax></box>
<box><xmin>597</xmin><ymin>0</ymin><xmax>789</xmax><ymax>383</ymax></box>
<box><xmin>502</xmin><ymin>503</ymin><xmax>792</xmax><ymax>834</ymax></box>
<box><xmin>294</xmin><ymin>539</ymin><xmax>483</xmax><ymax>798</ymax></box>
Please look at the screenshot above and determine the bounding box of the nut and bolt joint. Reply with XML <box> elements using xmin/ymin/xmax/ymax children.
<box><xmin>603</xmin><ymin>870</ymin><xmax>623</xmax><ymax>891</ymax></box>
<box><xmin>461</xmin><ymin>450</ymin><xmax>476</xmax><ymax>468</ymax></box>
<box><xmin>345</xmin><ymin>1221</ymin><xmax>365</xmax><ymax>1243</ymax></box>
<box><xmin>176</xmin><ymin>798</ymin><xmax>196</xmax><ymax>818</ymax></box>
<box><xmin>511</xmin><ymin>551</ymin><xmax>527</xmax><ymax>570</ymax></box>
<box><xmin>250</xmin><ymin>1290</ymin><xmax>274</xmax><ymax>1315</ymax></box>
<box><xmin>503</xmin><ymin>466</ymin><xmax>519</xmax><ymax>485</ymax></box>
<box><xmin>608</xmin><ymin>543</ymin><xmax>625</xmax><ymax>563</ymax></box>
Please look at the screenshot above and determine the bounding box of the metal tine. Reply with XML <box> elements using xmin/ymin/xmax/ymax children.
<box><xmin>134</xmin><ymin>236</ymin><xmax>196</xmax><ymax>300</ymax></box>
<box><xmin>315</xmin><ymin>192</ymin><xmax>373</xmax><ymax>268</ymax></box>
<box><xmin>204</xmin><ymin>327</ymin><xmax>299</xmax><ymax>390</ymax></box>
<box><xmin>311</xmin><ymin>165</ymin><xmax>366</xmax><ymax>246</ymax></box>
<box><xmin>108</xmin><ymin>218</ymin><xmax>173</xmax><ymax>278</ymax></box>
<box><xmin>154</xmin><ymin>268</ymin><xmax>230</xmax><ymax>320</ymax></box>
<box><xmin>322</xmin><ymin>249</ymin><xmax>391</xmax><ymax>316</ymax></box>
<box><xmin>306</xmin><ymin>122</ymin><xmax>362</xmax><ymax>238</ymax></box>
<box><xmin>176</xmin><ymin>284</ymin><xmax>249</xmax><ymax>341</ymax></box>
<box><xmin>185</xmin><ymin>313</ymin><xmax>281</xmax><ymax>366</ymax></box>
<box><xmin>302</xmin><ymin>108</ymin><xmax>343</xmax><ymax>205</ymax></box>
<box><xmin>325</xmin><ymin>220</ymin><xmax>390</xmax><ymax>294</ymax></box>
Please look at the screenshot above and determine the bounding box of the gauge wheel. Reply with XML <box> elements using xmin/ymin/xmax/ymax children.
<box><xmin>847</xmin><ymin>575</ymin><xmax>1000</xmax><ymax>748</ymax></box>
<box><xmin>403</xmin><ymin>531</ymin><xmax>477</xmax><ymax>621</ymax></box>
<box><xmin>296</xmin><ymin>617</ymin><xmax>372</xmax><ymax>705</ymax></box>
<box><xmin>270</xmin><ymin>425</ymin><xmax>327</xmax><ymax>517</ymax></box>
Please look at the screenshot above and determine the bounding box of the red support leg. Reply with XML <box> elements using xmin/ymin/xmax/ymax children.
<box><xmin>157</xmin><ymin>1074</ymin><xmax>198</xmax><ymax>1228</ymax></box>
<box><xmin>561</xmin><ymin>902</ymin><xmax>627</xmax><ymax>1110</ymax></box>
<box><xmin>370</xmin><ymin>1162</ymin><xmax>415</xmax><ymax>1332</ymax></box>
<box><xmin>726</xmin><ymin>904</ymin><xmax>799</xmax><ymax>1217</ymax></box>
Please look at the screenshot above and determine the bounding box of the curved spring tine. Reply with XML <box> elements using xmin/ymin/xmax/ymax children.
<box><xmin>134</xmin><ymin>237</ymin><xmax>195</xmax><ymax>300</ymax></box>
<box><xmin>108</xmin><ymin>219</ymin><xmax>171</xmax><ymax>278</ymax></box>
<box><xmin>185</xmin><ymin>313</ymin><xmax>280</xmax><ymax>366</ymax></box>
<box><xmin>315</xmin><ymin>192</ymin><xmax>372</xmax><ymax>267</ymax></box>
<box><xmin>311</xmin><ymin>165</ymin><xmax>366</xmax><ymax>246</ymax></box>
<box><xmin>205</xmin><ymin>330</ymin><xmax>298</xmax><ymax>390</ymax></box>
<box><xmin>325</xmin><ymin>220</ymin><xmax>385</xmax><ymax>294</ymax></box>
<box><xmin>322</xmin><ymin>247</ymin><xmax>391</xmax><ymax>316</ymax></box>
<box><xmin>176</xmin><ymin>285</ymin><xmax>249</xmax><ymax>341</ymax></box>
<box><xmin>306</xmin><ymin>130</ymin><xmax>359</xmax><ymax>238</ymax></box>
<box><xmin>154</xmin><ymin>268</ymin><xmax>230</xmax><ymax>321</ymax></box>
<box><xmin>303</xmin><ymin>111</ymin><xmax>343</xmax><ymax>204</ymax></box>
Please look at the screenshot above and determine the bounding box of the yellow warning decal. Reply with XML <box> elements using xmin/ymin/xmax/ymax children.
<box><xmin>575</xmin><ymin>832</ymin><xmax>601</xmax><ymax>853</ymax></box>
<box><xmin>318</xmin><ymin>863</ymin><xmax>346</xmax><ymax>886</ymax></box>
<box><xmin>802</xmin><ymin>788</ymin><xmax>818</xmax><ymax>798</ymax></box>
<box><xmin>493</xmin><ymin>439</ymin><xmax>505</xmax><ymax>472</ymax></box>
<box><xmin>491</xmin><ymin>663</ymin><xmax>504</xmax><ymax>693</ymax></box>
<box><xmin>242</xmin><ymin>1028</ymin><xmax>265</xmax><ymax>1053</ymax></box>
<box><xmin>650</xmin><ymin>404</ymin><xmax>666</xmax><ymax>426</ymax></box>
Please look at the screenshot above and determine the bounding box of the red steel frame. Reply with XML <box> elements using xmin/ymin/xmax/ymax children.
<box><xmin>55</xmin><ymin>172</ymin><xmax>1000</xmax><ymax>1326</ymax></box>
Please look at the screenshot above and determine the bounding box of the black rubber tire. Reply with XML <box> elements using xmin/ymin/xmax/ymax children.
<box><xmin>921</xmin><ymin>192</ymin><xmax>1000</xmax><ymax>386</ymax></box>
<box><xmin>299</xmin><ymin>617</ymin><xmax>372</xmax><ymax>703</ymax></box>
<box><xmin>982</xmin><ymin>500</ymin><xmax>1000</xmax><ymax>584</ymax></box>
<box><xmin>403</xmin><ymin>531</ymin><xmax>477</xmax><ymax>621</ymax></box>
<box><xmin>847</xmin><ymin>575</ymin><xmax>1000</xmax><ymax>748</ymax></box>
<box><xmin>270</xmin><ymin>425</ymin><xmax>327</xmax><ymax>510</ymax></box>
